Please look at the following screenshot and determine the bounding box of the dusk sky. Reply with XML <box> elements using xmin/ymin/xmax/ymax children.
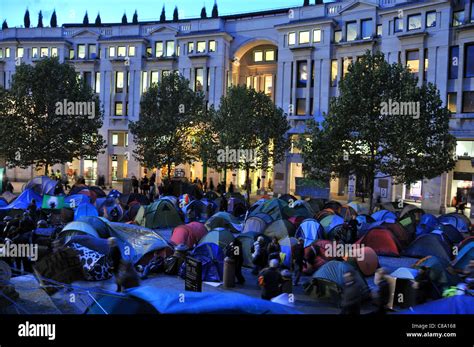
<box><xmin>0</xmin><ymin>0</ymin><xmax>310</xmax><ymax>27</ymax></box>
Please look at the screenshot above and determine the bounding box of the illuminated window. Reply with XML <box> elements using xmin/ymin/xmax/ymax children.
<box><xmin>331</xmin><ymin>59</ymin><xmax>338</xmax><ymax>87</ymax></box>
<box><xmin>117</xmin><ymin>46</ymin><xmax>126</xmax><ymax>57</ymax></box>
<box><xmin>209</xmin><ymin>40</ymin><xmax>216</xmax><ymax>52</ymax></box>
<box><xmin>88</xmin><ymin>44</ymin><xmax>96</xmax><ymax>59</ymax></box>
<box><xmin>115</xmin><ymin>102</ymin><xmax>123</xmax><ymax>116</ymax></box>
<box><xmin>297</xmin><ymin>61</ymin><xmax>308</xmax><ymax>88</ymax></box>
<box><xmin>254</xmin><ymin>50</ymin><xmax>263</xmax><ymax>62</ymax></box>
<box><xmin>406</xmin><ymin>50</ymin><xmax>420</xmax><ymax>74</ymax></box>
<box><xmin>195</xmin><ymin>68</ymin><xmax>204</xmax><ymax>91</ymax></box>
<box><xmin>447</xmin><ymin>93</ymin><xmax>457</xmax><ymax>113</ymax></box>
<box><xmin>377</xmin><ymin>24</ymin><xmax>382</xmax><ymax>36</ymax></box>
<box><xmin>151</xmin><ymin>71</ymin><xmax>159</xmax><ymax>85</ymax></box>
<box><xmin>5</xmin><ymin>48</ymin><xmax>10</xmax><ymax>58</ymax></box>
<box><xmin>128</xmin><ymin>46</ymin><xmax>135</xmax><ymax>57</ymax></box>
<box><xmin>68</xmin><ymin>48</ymin><xmax>74</xmax><ymax>60</ymax></box>
<box><xmin>288</xmin><ymin>32</ymin><xmax>296</xmax><ymax>45</ymax></box>
<box><xmin>142</xmin><ymin>71</ymin><xmax>148</xmax><ymax>93</ymax></box>
<box><xmin>408</xmin><ymin>14</ymin><xmax>422</xmax><ymax>30</ymax></box>
<box><xmin>313</xmin><ymin>29</ymin><xmax>321</xmax><ymax>43</ymax></box>
<box><xmin>109</xmin><ymin>46</ymin><xmax>116</xmax><ymax>57</ymax></box>
<box><xmin>334</xmin><ymin>30</ymin><xmax>342</xmax><ymax>43</ymax></box>
<box><xmin>346</xmin><ymin>21</ymin><xmax>357</xmax><ymax>41</ymax></box>
<box><xmin>453</xmin><ymin>11</ymin><xmax>464</xmax><ymax>27</ymax></box>
<box><xmin>299</xmin><ymin>31</ymin><xmax>310</xmax><ymax>44</ymax></box>
<box><xmin>264</xmin><ymin>75</ymin><xmax>273</xmax><ymax>96</ymax></box>
<box><xmin>40</xmin><ymin>47</ymin><xmax>48</xmax><ymax>57</ymax></box>
<box><xmin>343</xmin><ymin>57</ymin><xmax>352</xmax><ymax>77</ymax></box>
<box><xmin>265</xmin><ymin>49</ymin><xmax>275</xmax><ymax>61</ymax></box>
<box><xmin>188</xmin><ymin>42</ymin><xmax>194</xmax><ymax>53</ymax></box>
<box><xmin>155</xmin><ymin>42</ymin><xmax>163</xmax><ymax>57</ymax></box>
<box><xmin>95</xmin><ymin>72</ymin><xmax>100</xmax><ymax>93</ymax></box>
<box><xmin>16</xmin><ymin>47</ymin><xmax>24</xmax><ymax>58</ymax></box>
<box><xmin>394</xmin><ymin>17</ymin><xmax>403</xmax><ymax>32</ymax></box>
<box><xmin>426</xmin><ymin>11</ymin><xmax>436</xmax><ymax>28</ymax></box>
<box><xmin>115</xmin><ymin>71</ymin><xmax>124</xmax><ymax>93</ymax></box>
<box><xmin>197</xmin><ymin>41</ymin><xmax>206</xmax><ymax>53</ymax></box>
<box><xmin>112</xmin><ymin>134</ymin><xmax>119</xmax><ymax>146</ymax></box>
<box><xmin>296</xmin><ymin>99</ymin><xmax>306</xmax><ymax>115</ymax></box>
<box><xmin>166</xmin><ymin>41</ymin><xmax>175</xmax><ymax>56</ymax></box>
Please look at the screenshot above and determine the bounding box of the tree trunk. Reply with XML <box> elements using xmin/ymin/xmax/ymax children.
<box><xmin>44</xmin><ymin>163</ymin><xmax>49</xmax><ymax>176</ymax></box>
<box><xmin>167</xmin><ymin>163</ymin><xmax>171</xmax><ymax>179</ymax></box>
<box><xmin>368</xmin><ymin>176</ymin><xmax>375</xmax><ymax>213</ymax></box>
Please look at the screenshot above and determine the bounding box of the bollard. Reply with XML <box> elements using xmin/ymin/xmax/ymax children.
<box><xmin>223</xmin><ymin>257</ymin><xmax>236</xmax><ymax>288</ymax></box>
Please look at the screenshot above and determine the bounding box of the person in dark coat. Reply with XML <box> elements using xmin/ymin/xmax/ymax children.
<box><xmin>258</xmin><ymin>259</ymin><xmax>283</xmax><ymax>300</ymax></box>
<box><xmin>225</xmin><ymin>238</ymin><xmax>245</xmax><ymax>284</ymax></box>
<box><xmin>228</xmin><ymin>182</ymin><xmax>234</xmax><ymax>194</ymax></box>
<box><xmin>413</xmin><ymin>266</ymin><xmax>432</xmax><ymax>304</ymax></box>
<box><xmin>293</xmin><ymin>238</ymin><xmax>305</xmax><ymax>285</ymax></box>
<box><xmin>251</xmin><ymin>236</ymin><xmax>268</xmax><ymax>275</ymax></box>
<box><xmin>131</xmin><ymin>176</ymin><xmax>139</xmax><ymax>194</ymax></box>
<box><xmin>108</xmin><ymin>237</ymin><xmax>123</xmax><ymax>292</ymax></box>
<box><xmin>256</xmin><ymin>177</ymin><xmax>261</xmax><ymax>190</ymax></box>
<box><xmin>348</xmin><ymin>215</ymin><xmax>359</xmax><ymax>243</ymax></box>
<box><xmin>267</xmin><ymin>237</ymin><xmax>281</xmax><ymax>262</ymax></box>
<box><xmin>374</xmin><ymin>268</ymin><xmax>391</xmax><ymax>314</ymax></box>
<box><xmin>340</xmin><ymin>271</ymin><xmax>362</xmax><ymax>314</ymax></box>
<box><xmin>209</xmin><ymin>178</ymin><xmax>215</xmax><ymax>192</ymax></box>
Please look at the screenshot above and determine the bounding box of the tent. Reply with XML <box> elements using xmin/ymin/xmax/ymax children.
<box><xmin>382</xmin><ymin>222</ymin><xmax>412</xmax><ymax>247</ymax></box>
<box><xmin>68</xmin><ymin>242</ymin><xmax>112</xmax><ymax>281</ymax></box>
<box><xmin>124</xmin><ymin>202</ymin><xmax>142</xmax><ymax>222</ymax></box>
<box><xmin>77</xmin><ymin>216</ymin><xmax>114</xmax><ymax>239</ymax></box>
<box><xmin>247</xmin><ymin>198</ymin><xmax>296</xmax><ymax>221</ymax></box>
<box><xmin>305</xmin><ymin>198</ymin><xmax>325</xmax><ymax>214</ymax></box>
<box><xmin>243</xmin><ymin>213</ymin><xmax>273</xmax><ymax>234</ymax></box>
<box><xmin>198</xmin><ymin>228</ymin><xmax>234</xmax><ymax>249</ymax></box>
<box><xmin>390</xmin><ymin>267</ymin><xmax>419</xmax><ymax>279</ymax></box>
<box><xmin>100</xmin><ymin>201</ymin><xmax>125</xmax><ymax>222</ymax></box>
<box><xmin>74</xmin><ymin>202</ymin><xmax>99</xmax><ymax>221</ymax></box>
<box><xmin>246</xmin><ymin>198</ymin><xmax>268</xmax><ymax>217</ymax></box>
<box><xmin>180</xmin><ymin>242</ymin><xmax>224</xmax><ymax>282</ymax></box>
<box><xmin>64</xmin><ymin>234</ymin><xmax>110</xmax><ymax>254</ymax></box>
<box><xmin>58</xmin><ymin>221</ymin><xmax>100</xmax><ymax>239</ymax></box>
<box><xmin>347</xmin><ymin>201</ymin><xmax>367</xmax><ymax>214</ymax></box>
<box><xmin>452</xmin><ymin>242</ymin><xmax>474</xmax><ymax>270</ymax></box>
<box><xmin>355</xmin><ymin>227</ymin><xmax>401</xmax><ymax>256</ymax></box>
<box><xmin>236</xmin><ymin>232</ymin><xmax>270</xmax><ymax>268</ymax></box>
<box><xmin>107</xmin><ymin>189</ymin><xmax>122</xmax><ymax>200</ymax></box>
<box><xmin>0</xmin><ymin>188</ymin><xmax>42</xmax><ymax>211</ymax></box>
<box><xmin>278</xmin><ymin>194</ymin><xmax>297</xmax><ymax>204</ymax></box>
<box><xmin>438</xmin><ymin>213</ymin><xmax>471</xmax><ymax>233</ymax></box>
<box><xmin>205</xmin><ymin>212</ymin><xmax>243</xmax><ymax>233</ymax></box>
<box><xmin>119</xmin><ymin>193</ymin><xmax>150</xmax><ymax>207</ymax></box>
<box><xmin>203</xmin><ymin>191</ymin><xmax>220</xmax><ymax>201</ymax></box>
<box><xmin>227</xmin><ymin>197</ymin><xmax>249</xmax><ymax>217</ymax></box>
<box><xmin>171</xmin><ymin>222</ymin><xmax>208</xmax><ymax>248</ymax></box>
<box><xmin>319</xmin><ymin>214</ymin><xmax>344</xmax><ymax>237</ymax></box>
<box><xmin>0</xmin><ymin>198</ymin><xmax>7</xmax><ymax>208</ymax></box>
<box><xmin>65</xmin><ymin>194</ymin><xmax>91</xmax><ymax>208</ymax></box>
<box><xmin>459</xmin><ymin>236</ymin><xmax>474</xmax><ymax>251</ymax></box>
<box><xmin>88</xmin><ymin>186</ymin><xmax>106</xmax><ymax>198</ymax></box>
<box><xmin>304</xmin><ymin>240</ymin><xmax>338</xmax><ymax>274</ymax></box>
<box><xmin>182</xmin><ymin>200</ymin><xmax>213</xmax><ymax>223</ymax></box>
<box><xmin>323</xmin><ymin>201</ymin><xmax>342</xmax><ymax>213</ymax></box>
<box><xmin>109</xmin><ymin>222</ymin><xmax>172</xmax><ymax>265</ymax></box>
<box><xmin>339</xmin><ymin>205</ymin><xmax>358</xmax><ymax>222</ymax></box>
<box><xmin>379</xmin><ymin>202</ymin><xmax>398</xmax><ymax>212</ymax></box>
<box><xmin>290</xmin><ymin>200</ymin><xmax>315</xmax><ymax>218</ymax></box>
<box><xmin>23</xmin><ymin>176</ymin><xmax>62</xmax><ymax>196</ymax></box>
<box><xmin>315</xmin><ymin>208</ymin><xmax>336</xmax><ymax>221</ymax></box>
<box><xmin>355</xmin><ymin>214</ymin><xmax>376</xmax><ymax>231</ymax></box>
<box><xmin>264</xmin><ymin>219</ymin><xmax>295</xmax><ymax>240</ymax></box>
<box><xmin>398</xmin><ymin>295</ymin><xmax>474</xmax><ymax>314</ymax></box>
<box><xmin>403</xmin><ymin>234</ymin><xmax>452</xmax><ymax>261</ymax></box>
<box><xmin>135</xmin><ymin>199</ymin><xmax>182</xmax><ymax>229</ymax></box>
<box><xmin>371</xmin><ymin>209</ymin><xmax>397</xmax><ymax>223</ymax></box>
<box><xmin>295</xmin><ymin>219</ymin><xmax>325</xmax><ymax>247</ymax></box>
<box><xmin>415</xmin><ymin>256</ymin><xmax>461</xmax><ymax>289</ymax></box>
<box><xmin>432</xmin><ymin>224</ymin><xmax>464</xmax><ymax>245</ymax></box>
<box><xmin>399</xmin><ymin>204</ymin><xmax>424</xmax><ymax>220</ymax></box>
<box><xmin>279</xmin><ymin>236</ymin><xmax>297</xmax><ymax>268</ymax></box>
<box><xmin>416</xmin><ymin>213</ymin><xmax>439</xmax><ymax>236</ymax></box>
<box><xmin>345</xmin><ymin>246</ymin><xmax>379</xmax><ymax>276</ymax></box>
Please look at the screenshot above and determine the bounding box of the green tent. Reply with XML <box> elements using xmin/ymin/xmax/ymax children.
<box><xmin>236</xmin><ymin>232</ymin><xmax>269</xmax><ymax>267</ymax></box>
<box><xmin>198</xmin><ymin>227</ymin><xmax>234</xmax><ymax>249</ymax></box>
<box><xmin>248</xmin><ymin>198</ymin><xmax>296</xmax><ymax>221</ymax></box>
<box><xmin>204</xmin><ymin>212</ymin><xmax>242</xmax><ymax>233</ymax></box>
<box><xmin>135</xmin><ymin>199</ymin><xmax>182</xmax><ymax>229</ymax></box>
<box><xmin>264</xmin><ymin>219</ymin><xmax>295</xmax><ymax>240</ymax></box>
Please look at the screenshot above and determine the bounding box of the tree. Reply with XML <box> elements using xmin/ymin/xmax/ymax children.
<box><xmin>132</xmin><ymin>10</ymin><xmax>138</xmax><ymax>24</ymax></box>
<box><xmin>129</xmin><ymin>73</ymin><xmax>206</xmax><ymax>178</ymax></box>
<box><xmin>201</xmin><ymin>85</ymin><xmax>290</xmax><ymax>202</ymax></box>
<box><xmin>50</xmin><ymin>10</ymin><xmax>57</xmax><ymax>27</ymax></box>
<box><xmin>2</xmin><ymin>20</ymin><xmax>8</xmax><ymax>30</ymax></box>
<box><xmin>122</xmin><ymin>13</ymin><xmax>128</xmax><ymax>24</ymax></box>
<box><xmin>173</xmin><ymin>7</ymin><xmax>179</xmax><ymax>22</ymax></box>
<box><xmin>37</xmin><ymin>11</ymin><xmax>43</xmax><ymax>28</ymax></box>
<box><xmin>0</xmin><ymin>57</ymin><xmax>105</xmax><ymax>174</ymax></box>
<box><xmin>200</xmin><ymin>6</ymin><xmax>207</xmax><ymax>19</ymax></box>
<box><xmin>24</xmin><ymin>9</ymin><xmax>30</xmax><ymax>28</ymax></box>
<box><xmin>95</xmin><ymin>13</ymin><xmax>101</xmax><ymax>26</ymax></box>
<box><xmin>298</xmin><ymin>51</ymin><xmax>457</xmax><ymax>211</ymax></box>
<box><xmin>83</xmin><ymin>11</ymin><xmax>89</xmax><ymax>25</ymax></box>
<box><xmin>160</xmin><ymin>6</ymin><xmax>166</xmax><ymax>22</ymax></box>
<box><xmin>212</xmin><ymin>2</ymin><xmax>219</xmax><ymax>18</ymax></box>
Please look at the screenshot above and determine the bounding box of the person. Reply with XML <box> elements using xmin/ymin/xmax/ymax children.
<box><xmin>256</xmin><ymin>176</ymin><xmax>261</xmax><ymax>190</ymax></box>
<box><xmin>455</xmin><ymin>191</ymin><xmax>467</xmax><ymax>215</ymax></box>
<box><xmin>209</xmin><ymin>178</ymin><xmax>215</xmax><ymax>192</ymax></box>
<box><xmin>293</xmin><ymin>238</ymin><xmax>305</xmax><ymax>286</ymax></box>
<box><xmin>225</xmin><ymin>238</ymin><xmax>245</xmax><ymax>284</ymax></box>
<box><xmin>373</xmin><ymin>268</ymin><xmax>391</xmax><ymax>314</ymax></box>
<box><xmin>116</xmin><ymin>261</ymin><xmax>140</xmax><ymax>291</ymax></box>
<box><xmin>267</xmin><ymin>237</ymin><xmax>281</xmax><ymax>262</ymax></box>
<box><xmin>251</xmin><ymin>236</ymin><xmax>268</xmax><ymax>275</ymax></box>
<box><xmin>27</xmin><ymin>199</ymin><xmax>37</xmax><ymax>220</ymax></box>
<box><xmin>258</xmin><ymin>259</ymin><xmax>283</xmax><ymax>300</ymax></box>
<box><xmin>131</xmin><ymin>176</ymin><xmax>139</xmax><ymax>194</ymax></box>
<box><xmin>149</xmin><ymin>172</ymin><xmax>156</xmax><ymax>187</ymax></box>
<box><xmin>280</xmin><ymin>269</ymin><xmax>293</xmax><ymax>294</ymax></box>
<box><xmin>413</xmin><ymin>266</ymin><xmax>431</xmax><ymax>305</ymax></box>
<box><xmin>72</xmin><ymin>170</ymin><xmax>79</xmax><ymax>185</ymax></box>
<box><xmin>108</xmin><ymin>237</ymin><xmax>123</xmax><ymax>292</ymax></box>
<box><xmin>61</xmin><ymin>172</ymin><xmax>70</xmax><ymax>191</ymax></box>
<box><xmin>348</xmin><ymin>215</ymin><xmax>359</xmax><ymax>243</ymax></box>
<box><xmin>228</xmin><ymin>182</ymin><xmax>234</xmax><ymax>194</ymax></box>
<box><xmin>340</xmin><ymin>271</ymin><xmax>362</xmax><ymax>314</ymax></box>
<box><xmin>141</xmin><ymin>250</ymin><xmax>164</xmax><ymax>280</ymax></box>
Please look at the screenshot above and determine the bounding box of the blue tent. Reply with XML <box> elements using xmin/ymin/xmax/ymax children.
<box><xmin>65</xmin><ymin>194</ymin><xmax>91</xmax><ymax>208</ymax></box>
<box><xmin>279</xmin><ymin>236</ymin><xmax>297</xmax><ymax>268</ymax></box>
<box><xmin>107</xmin><ymin>189</ymin><xmax>122</xmax><ymax>199</ymax></box>
<box><xmin>180</xmin><ymin>242</ymin><xmax>224</xmax><ymax>282</ymax></box>
<box><xmin>0</xmin><ymin>188</ymin><xmax>42</xmax><ymax>210</ymax></box>
<box><xmin>0</xmin><ymin>198</ymin><xmax>7</xmax><ymax>208</ymax></box>
<box><xmin>416</xmin><ymin>213</ymin><xmax>439</xmax><ymax>236</ymax></box>
<box><xmin>295</xmin><ymin>219</ymin><xmax>324</xmax><ymax>247</ymax></box>
<box><xmin>432</xmin><ymin>224</ymin><xmax>464</xmax><ymax>245</ymax></box>
<box><xmin>88</xmin><ymin>287</ymin><xmax>300</xmax><ymax>314</ymax></box>
<box><xmin>453</xmin><ymin>242</ymin><xmax>474</xmax><ymax>270</ymax></box>
<box><xmin>64</xmin><ymin>234</ymin><xmax>110</xmax><ymax>255</ymax></box>
<box><xmin>319</xmin><ymin>214</ymin><xmax>345</xmax><ymax>236</ymax></box>
<box><xmin>398</xmin><ymin>295</ymin><xmax>474</xmax><ymax>314</ymax></box>
<box><xmin>59</xmin><ymin>221</ymin><xmax>100</xmax><ymax>239</ymax></box>
<box><xmin>390</xmin><ymin>267</ymin><xmax>419</xmax><ymax>279</ymax></box>
<box><xmin>438</xmin><ymin>213</ymin><xmax>470</xmax><ymax>233</ymax></box>
<box><xmin>23</xmin><ymin>176</ymin><xmax>61</xmax><ymax>195</ymax></box>
<box><xmin>74</xmin><ymin>202</ymin><xmax>99</xmax><ymax>220</ymax></box>
<box><xmin>371</xmin><ymin>209</ymin><xmax>397</xmax><ymax>223</ymax></box>
<box><xmin>182</xmin><ymin>200</ymin><xmax>209</xmax><ymax>223</ymax></box>
<box><xmin>403</xmin><ymin>234</ymin><xmax>452</xmax><ymax>261</ymax></box>
<box><xmin>77</xmin><ymin>216</ymin><xmax>113</xmax><ymax>238</ymax></box>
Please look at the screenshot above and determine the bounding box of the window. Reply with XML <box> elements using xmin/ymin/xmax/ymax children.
<box><xmin>151</xmin><ymin>71</ymin><xmax>159</xmax><ymax>85</ymax></box>
<box><xmin>115</xmin><ymin>71</ymin><xmax>124</xmax><ymax>93</ymax></box>
<box><xmin>299</xmin><ymin>31</ymin><xmax>310</xmax><ymax>44</ymax></box>
<box><xmin>313</xmin><ymin>29</ymin><xmax>321</xmax><ymax>43</ymax></box>
<box><xmin>394</xmin><ymin>17</ymin><xmax>403</xmax><ymax>32</ymax></box>
<box><xmin>265</xmin><ymin>49</ymin><xmax>275</xmax><ymax>61</ymax></box>
<box><xmin>334</xmin><ymin>30</ymin><xmax>342</xmax><ymax>43</ymax></box>
<box><xmin>128</xmin><ymin>46</ymin><xmax>135</xmax><ymax>57</ymax></box>
<box><xmin>51</xmin><ymin>47</ymin><xmax>58</xmax><ymax>57</ymax></box>
<box><xmin>288</xmin><ymin>32</ymin><xmax>296</xmax><ymax>45</ymax></box>
<box><xmin>166</xmin><ymin>41</ymin><xmax>175</xmax><ymax>57</ymax></box>
<box><xmin>177</xmin><ymin>45</ymin><xmax>180</xmax><ymax>56</ymax></box>
<box><xmin>95</xmin><ymin>72</ymin><xmax>100</xmax><ymax>93</ymax></box>
<box><xmin>68</xmin><ymin>49</ymin><xmax>74</xmax><ymax>60</ymax></box>
<box><xmin>424</xmin><ymin>49</ymin><xmax>429</xmax><ymax>81</ymax></box>
<box><xmin>89</xmin><ymin>44</ymin><xmax>96</xmax><ymax>59</ymax></box>
<box><xmin>0</xmin><ymin>49</ymin><xmax>3</xmax><ymax>59</ymax></box>
<box><xmin>297</xmin><ymin>61</ymin><xmax>308</xmax><ymax>88</ymax></box>
<box><xmin>109</xmin><ymin>46</ymin><xmax>116</xmax><ymax>57</ymax></box>
<box><xmin>361</xmin><ymin>19</ymin><xmax>373</xmax><ymax>39</ymax></box>
<box><xmin>464</xmin><ymin>44</ymin><xmax>474</xmax><ymax>78</ymax></box>
<box><xmin>447</xmin><ymin>93</ymin><xmax>457</xmax><ymax>113</ymax></box>
<box><xmin>453</xmin><ymin>11</ymin><xmax>465</xmax><ymax>27</ymax></box>
<box><xmin>331</xmin><ymin>59</ymin><xmax>338</xmax><ymax>87</ymax></box>
<box><xmin>195</xmin><ymin>68</ymin><xmax>204</xmax><ymax>91</ymax></box>
<box><xmin>114</xmin><ymin>102</ymin><xmax>123</xmax><ymax>116</ymax></box>
<box><xmin>209</xmin><ymin>40</ymin><xmax>216</xmax><ymax>52</ymax></box>
<box><xmin>426</xmin><ymin>11</ymin><xmax>436</xmax><ymax>28</ymax></box>
<box><xmin>188</xmin><ymin>42</ymin><xmax>194</xmax><ymax>54</ymax></box>
<box><xmin>112</xmin><ymin>134</ymin><xmax>119</xmax><ymax>146</ymax></box>
<box><xmin>197</xmin><ymin>41</ymin><xmax>206</xmax><ymax>53</ymax></box>
<box><xmin>83</xmin><ymin>72</ymin><xmax>92</xmax><ymax>87</ymax></box>
<box><xmin>346</xmin><ymin>21</ymin><xmax>357</xmax><ymax>41</ymax></box>
<box><xmin>377</xmin><ymin>24</ymin><xmax>382</xmax><ymax>37</ymax></box>
<box><xmin>449</xmin><ymin>46</ymin><xmax>459</xmax><ymax>79</ymax></box>
<box><xmin>406</xmin><ymin>50</ymin><xmax>420</xmax><ymax>74</ymax></box>
<box><xmin>40</xmin><ymin>47</ymin><xmax>48</xmax><ymax>57</ymax></box>
<box><xmin>296</xmin><ymin>99</ymin><xmax>306</xmax><ymax>115</ymax></box>
<box><xmin>343</xmin><ymin>57</ymin><xmax>352</xmax><ymax>77</ymax></box>
<box><xmin>463</xmin><ymin>91</ymin><xmax>474</xmax><ymax>112</ymax></box>
<box><xmin>117</xmin><ymin>46</ymin><xmax>126</xmax><ymax>57</ymax></box>
<box><xmin>75</xmin><ymin>45</ymin><xmax>84</xmax><ymax>59</ymax></box>
<box><xmin>254</xmin><ymin>50</ymin><xmax>263</xmax><ymax>62</ymax></box>
<box><xmin>253</xmin><ymin>76</ymin><xmax>260</xmax><ymax>91</ymax></box>
<box><xmin>155</xmin><ymin>42</ymin><xmax>163</xmax><ymax>57</ymax></box>
<box><xmin>16</xmin><ymin>47</ymin><xmax>24</xmax><ymax>58</ymax></box>
<box><xmin>5</xmin><ymin>48</ymin><xmax>10</xmax><ymax>58</ymax></box>
<box><xmin>408</xmin><ymin>14</ymin><xmax>422</xmax><ymax>31</ymax></box>
<box><xmin>146</xmin><ymin>47</ymin><xmax>152</xmax><ymax>57</ymax></box>
<box><xmin>264</xmin><ymin>75</ymin><xmax>273</xmax><ymax>96</ymax></box>
<box><xmin>141</xmin><ymin>71</ymin><xmax>148</xmax><ymax>93</ymax></box>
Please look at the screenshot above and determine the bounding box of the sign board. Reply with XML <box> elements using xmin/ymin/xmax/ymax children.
<box><xmin>347</xmin><ymin>175</ymin><xmax>356</xmax><ymax>202</ymax></box>
<box><xmin>295</xmin><ymin>177</ymin><xmax>330</xmax><ymax>199</ymax></box>
<box><xmin>380</xmin><ymin>187</ymin><xmax>388</xmax><ymax>199</ymax></box>
<box><xmin>184</xmin><ymin>256</ymin><xmax>202</xmax><ymax>292</ymax></box>
<box><xmin>174</xmin><ymin>168</ymin><xmax>185</xmax><ymax>178</ymax></box>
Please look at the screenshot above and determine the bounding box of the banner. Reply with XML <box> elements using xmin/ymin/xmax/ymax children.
<box><xmin>42</xmin><ymin>195</ymin><xmax>65</xmax><ymax>209</ymax></box>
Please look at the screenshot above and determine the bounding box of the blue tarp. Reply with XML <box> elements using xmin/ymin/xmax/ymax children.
<box><xmin>24</xmin><ymin>176</ymin><xmax>60</xmax><ymax>196</ymax></box>
<box><xmin>416</xmin><ymin>213</ymin><xmax>439</xmax><ymax>236</ymax></box>
<box><xmin>0</xmin><ymin>199</ymin><xmax>7</xmax><ymax>208</ymax></box>
<box><xmin>64</xmin><ymin>234</ymin><xmax>110</xmax><ymax>255</ymax></box>
<box><xmin>74</xmin><ymin>202</ymin><xmax>99</xmax><ymax>220</ymax></box>
<box><xmin>398</xmin><ymin>295</ymin><xmax>474</xmax><ymax>314</ymax></box>
<box><xmin>0</xmin><ymin>189</ymin><xmax>42</xmax><ymax>210</ymax></box>
<box><xmin>125</xmin><ymin>287</ymin><xmax>301</xmax><ymax>314</ymax></box>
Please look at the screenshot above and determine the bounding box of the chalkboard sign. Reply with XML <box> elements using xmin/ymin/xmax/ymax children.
<box><xmin>185</xmin><ymin>256</ymin><xmax>202</xmax><ymax>292</ymax></box>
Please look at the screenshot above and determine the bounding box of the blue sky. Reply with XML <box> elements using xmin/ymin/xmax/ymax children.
<box><xmin>0</xmin><ymin>0</ymin><xmax>308</xmax><ymax>26</ymax></box>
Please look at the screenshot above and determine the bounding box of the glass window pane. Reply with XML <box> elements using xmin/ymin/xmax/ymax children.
<box><xmin>426</xmin><ymin>11</ymin><xmax>436</xmax><ymax>28</ymax></box>
<box><xmin>296</xmin><ymin>99</ymin><xmax>306</xmax><ymax>115</ymax></box>
<box><xmin>297</xmin><ymin>61</ymin><xmax>308</xmax><ymax>88</ymax></box>
<box><xmin>331</xmin><ymin>59</ymin><xmax>338</xmax><ymax>86</ymax></box>
<box><xmin>394</xmin><ymin>17</ymin><xmax>403</xmax><ymax>32</ymax></box>
<box><xmin>406</xmin><ymin>50</ymin><xmax>420</xmax><ymax>74</ymax></box>
<box><xmin>128</xmin><ymin>46</ymin><xmax>135</xmax><ymax>57</ymax></box>
<box><xmin>115</xmin><ymin>103</ymin><xmax>123</xmax><ymax>116</ymax></box>
<box><xmin>95</xmin><ymin>72</ymin><xmax>100</xmax><ymax>93</ymax></box>
<box><xmin>197</xmin><ymin>41</ymin><xmax>206</xmax><ymax>53</ymax></box>
<box><xmin>408</xmin><ymin>14</ymin><xmax>422</xmax><ymax>30</ymax></box>
<box><xmin>209</xmin><ymin>40</ymin><xmax>216</xmax><ymax>52</ymax></box>
<box><xmin>288</xmin><ymin>32</ymin><xmax>296</xmax><ymax>45</ymax></box>
<box><xmin>155</xmin><ymin>42</ymin><xmax>163</xmax><ymax>57</ymax></box>
<box><xmin>17</xmin><ymin>47</ymin><xmax>24</xmax><ymax>58</ymax></box>
<box><xmin>361</xmin><ymin>19</ymin><xmax>372</xmax><ymax>39</ymax></box>
<box><xmin>453</xmin><ymin>11</ymin><xmax>464</xmax><ymax>26</ymax></box>
<box><xmin>116</xmin><ymin>72</ymin><xmax>124</xmax><ymax>93</ymax></box>
<box><xmin>448</xmin><ymin>93</ymin><xmax>457</xmax><ymax>113</ymax></box>
<box><xmin>151</xmin><ymin>71</ymin><xmax>159</xmax><ymax>85</ymax></box>
<box><xmin>334</xmin><ymin>31</ymin><xmax>342</xmax><ymax>43</ymax></box>
<box><xmin>299</xmin><ymin>31</ymin><xmax>310</xmax><ymax>44</ymax></box>
<box><xmin>254</xmin><ymin>50</ymin><xmax>263</xmax><ymax>62</ymax></box>
<box><xmin>449</xmin><ymin>46</ymin><xmax>459</xmax><ymax>79</ymax></box>
<box><xmin>40</xmin><ymin>47</ymin><xmax>48</xmax><ymax>57</ymax></box>
<box><xmin>463</xmin><ymin>91</ymin><xmax>474</xmax><ymax>113</ymax></box>
<box><xmin>313</xmin><ymin>29</ymin><xmax>321</xmax><ymax>42</ymax></box>
<box><xmin>109</xmin><ymin>46</ymin><xmax>115</xmax><ymax>57</ymax></box>
<box><xmin>377</xmin><ymin>24</ymin><xmax>382</xmax><ymax>36</ymax></box>
<box><xmin>346</xmin><ymin>21</ymin><xmax>357</xmax><ymax>41</ymax></box>
<box><xmin>195</xmin><ymin>68</ymin><xmax>204</xmax><ymax>91</ymax></box>
<box><xmin>117</xmin><ymin>46</ymin><xmax>126</xmax><ymax>57</ymax></box>
<box><xmin>465</xmin><ymin>44</ymin><xmax>474</xmax><ymax>78</ymax></box>
<box><xmin>265</xmin><ymin>50</ymin><xmax>275</xmax><ymax>61</ymax></box>
<box><xmin>166</xmin><ymin>41</ymin><xmax>175</xmax><ymax>56</ymax></box>
<box><xmin>188</xmin><ymin>42</ymin><xmax>194</xmax><ymax>53</ymax></box>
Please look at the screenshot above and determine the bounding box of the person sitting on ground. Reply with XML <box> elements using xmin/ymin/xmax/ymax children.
<box><xmin>373</xmin><ymin>268</ymin><xmax>391</xmax><ymax>314</ymax></box>
<box><xmin>267</xmin><ymin>237</ymin><xmax>281</xmax><ymax>263</ymax></box>
<box><xmin>258</xmin><ymin>259</ymin><xmax>283</xmax><ymax>300</ymax></box>
<box><xmin>251</xmin><ymin>236</ymin><xmax>268</xmax><ymax>275</ymax></box>
<box><xmin>340</xmin><ymin>271</ymin><xmax>363</xmax><ymax>314</ymax></box>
